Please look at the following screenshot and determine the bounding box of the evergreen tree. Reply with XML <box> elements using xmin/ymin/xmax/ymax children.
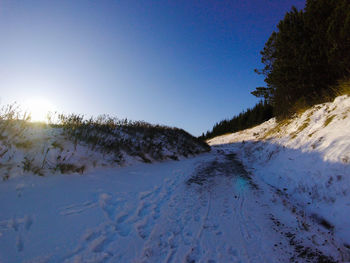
<box><xmin>252</xmin><ymin>0</ymin><xmax>350</xmax><ymax>118</ymax></box>
<box><xmin>200</xmin><ymin>101</ymin><xmax>273</xmax><ymax>140</ymax></box>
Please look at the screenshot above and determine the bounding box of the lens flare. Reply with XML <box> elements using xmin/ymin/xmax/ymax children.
<box><xmin>23</xmin><ymin>97</ymin><xmax>55</xmax><ymax>123</ymax></box>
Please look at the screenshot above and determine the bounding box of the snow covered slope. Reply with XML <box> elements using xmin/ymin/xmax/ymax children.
<box><xmin>209</xmin><ymin>95</ymin><xmax>350</xmax><ymax>245</ymax></box>
<box><xmin>0</xmin><ymin>121</ymin><xmax>209</xmax><ymax>180</ymax></box>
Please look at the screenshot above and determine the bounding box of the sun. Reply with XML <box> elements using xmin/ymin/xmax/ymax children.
<box><xmin>23</xmin><ymin>97</ymin><xmax>55</xmax><ymax>123</ymax></box>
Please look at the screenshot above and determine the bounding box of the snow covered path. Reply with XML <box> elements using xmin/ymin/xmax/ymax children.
<box><xmin>0</xmin><ymin>148</ymin><xmax>345</xmax><ymax>262</ymax></box>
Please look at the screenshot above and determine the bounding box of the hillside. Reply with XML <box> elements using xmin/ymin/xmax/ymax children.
<box><xmin>0</xmin><ymin>115</ymin><xmax>209</xmax><ymax>180</ymax></box>
<box><xmin>208</xmin><ymin>95</ymin><xmax>350</xmax><ymax>245</ymax></box>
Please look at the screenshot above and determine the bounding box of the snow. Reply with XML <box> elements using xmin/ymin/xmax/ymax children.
<box><xmin>0</xmin><ymin>150</ymin><xmax>348</xmax><ymax>262</ymax></box>
<box><xmin>0</xmin><ymin>121</ymin><xmax>208</xmax><ymax>180</ymax></box>
<box><xmin>209</xmin><ymin>95</ymin><xmax>350</xmax><ymax>247</ymax></box>
<box><xmin>1</xmin><ymin>95</ymin><xmax>350</xmax><ymax>262</ymax></box>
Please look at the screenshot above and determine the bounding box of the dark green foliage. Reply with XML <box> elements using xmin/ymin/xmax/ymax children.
<box><xmin>200</xmin><ymin>101</ymin><xmax>273</xmax><ymax>140</ymax></box>
<box><xmin>250</xmin><ymin>87</ymin><xmax>274</xmax><ymax>104</ymax></box>
<box><xmin>252</xmin><ymin>0</ymin><xmax>350</xmax><ymax>118</ymax></box>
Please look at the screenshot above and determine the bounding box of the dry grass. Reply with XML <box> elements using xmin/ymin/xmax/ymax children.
<box><xmin>324</xmin><ymin>115</ymin><xmax>335</xmax><ymax>127</ymax></box>
<box><xmin>308</xmin><ymin>131</ymin><xmax>316</xmax><ymax>137</ymax></box>
<box><xmin>15</xmin><ymin>140</ymin><xmax>33</xmax><ymax>150</ymax></box>
<box><xmin>262</xmin><ymin>118</ymin><xmax>293</xmax><ymax>139</ymax></box>
<box><xmin>56</xmin><ymin>113</ymin><xmax>210</xmax><ymax>163</ymax></box>
<box><xmin>290</xmin><ymin>118</ymin><xmax>310</xmax><ymax>139</ymax></box>
<box><xmin>54</xmin><ymin>163</ymin><xmax>86</xmax><ymax>174</ymax></box>
<box><xmin>0</xmin><ymin>104</ymin><xmax>210</xmax><ymax>179</ymax></box>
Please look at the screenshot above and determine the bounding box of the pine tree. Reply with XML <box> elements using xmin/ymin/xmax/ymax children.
<box><xmin>252</xmin><ymin>0</ymin><xmax>350</xmax><ymax>118</ymax></box>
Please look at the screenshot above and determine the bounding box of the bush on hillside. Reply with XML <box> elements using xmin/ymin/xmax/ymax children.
<box><xmin>0</xmin><ymin>105</ymin><xmax>210</xmax><ymax>179</ymax></box>
<box><xmin>57</xmin><ymin>113</ymin><xmax>210</xmax><ymax>163</ymax></box>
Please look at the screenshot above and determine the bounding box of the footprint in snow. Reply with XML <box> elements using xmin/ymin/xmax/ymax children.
<box><xmin>16</xmin><ymin>235</ymin><xmax>23</xmax><ymax>252</ymax></box>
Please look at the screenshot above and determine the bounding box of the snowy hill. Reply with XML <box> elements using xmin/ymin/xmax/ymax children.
<box><xmin>0</xmin><ymin>118</ymin><xmax>209</xmax><ymax>180</ymax></box>
<box><xmin>209</xmin><ymin>95</ymin><xmax>350</xmax><ymax>246</ymax></box>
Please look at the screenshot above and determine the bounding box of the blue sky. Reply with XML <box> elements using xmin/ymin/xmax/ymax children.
<box><xmin>0</xmin><ymin>0</ymin><xmax>305</xmax><ymax>136</ymax></box>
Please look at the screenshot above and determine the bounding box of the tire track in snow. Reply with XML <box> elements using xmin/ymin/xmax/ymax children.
<box><xmin>235</xmin><ymin>190</ymin><xmax>270</xmax><ymax>263</ymax></box>
<box><xmin>136</xmin><ymin>152</ymin><xmax>262</xmax><ymax>263</ymax></box>
<box><xmin>183</xmin><ymin>151</ymin><xmax>274</xmax><ymax>263</ymax></box>
<box><xmin>61</xmin><ymin>149</ymin><xmax>341</xmax><ymax>263</ymax></box>
<box><xmin>184</xmin><ymin>190</ymin><xmax>212</xmax><ymax>263</ymax></box>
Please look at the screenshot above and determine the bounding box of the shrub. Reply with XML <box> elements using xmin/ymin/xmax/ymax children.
<box><xmin>54</xmin><ymin>163</ymin><xmax>86</xmax><ymax>174</ymax></box>
<box><xmin>56</xmin><ymin>113</ymin><xmax>210</xmax><ymax>163</ymax></box>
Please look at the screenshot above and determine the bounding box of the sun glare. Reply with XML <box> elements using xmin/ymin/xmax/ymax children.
<box><xmin>23</xmin><ymin>98</ymin><xmax>55</xmax><ymax>123</ymax></box>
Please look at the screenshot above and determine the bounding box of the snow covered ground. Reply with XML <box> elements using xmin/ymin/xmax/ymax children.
<box><xmin>0</xmin><ymin>149</ymin><xmax>347</xmax><ymax>262</ymax></box>
<box><xmin>1</xmin><ymin>95</ymin><xmax>350</xmax><ymax>262</ymax></box>
<box><xmin>209</xmin><ymin>95</ymin><xmax>350</xmax><ymax>258</ymax></box>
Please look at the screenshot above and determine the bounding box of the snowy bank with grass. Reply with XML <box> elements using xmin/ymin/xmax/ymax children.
<box><xmin>0</xmin><ymin>110</ymin><xmax>209</xmax><ymax>180</ymax></box>
<box><xmin>208</xmin><ymin>95</ymin><xmax>350</xmax><ymax>245</ymax></box>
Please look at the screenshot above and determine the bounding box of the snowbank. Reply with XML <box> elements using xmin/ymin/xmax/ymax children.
<box><xmin>209</xmin><ymin>95</ymin><xmax>350</xmax><ymax>244</ymax></box>
<box><xmin>0</xmin><ymin>121</ymin><xmax>209</xmax><ymax>180</ymax></box>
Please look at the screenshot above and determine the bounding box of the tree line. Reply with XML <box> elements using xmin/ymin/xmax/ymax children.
<box><xmin>253</xmin><ymin>0</ymin><xmax>350</xmax><ymax>118</ymax></box>
<box><xmin>199</xmin><ymin>101</ymin><xmax>273</xmax><ymax>140</ymax></box>
<box><xmin>201</xmin><ymin>0</ymin><xmax>350</xmax><ymax>140</ymax></box>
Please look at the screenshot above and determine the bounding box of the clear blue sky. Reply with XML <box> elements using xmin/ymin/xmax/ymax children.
<box><xmin>0</xmin><ymin>0</ymin><xmax>305</xmax><ymax>136</ymax></box>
